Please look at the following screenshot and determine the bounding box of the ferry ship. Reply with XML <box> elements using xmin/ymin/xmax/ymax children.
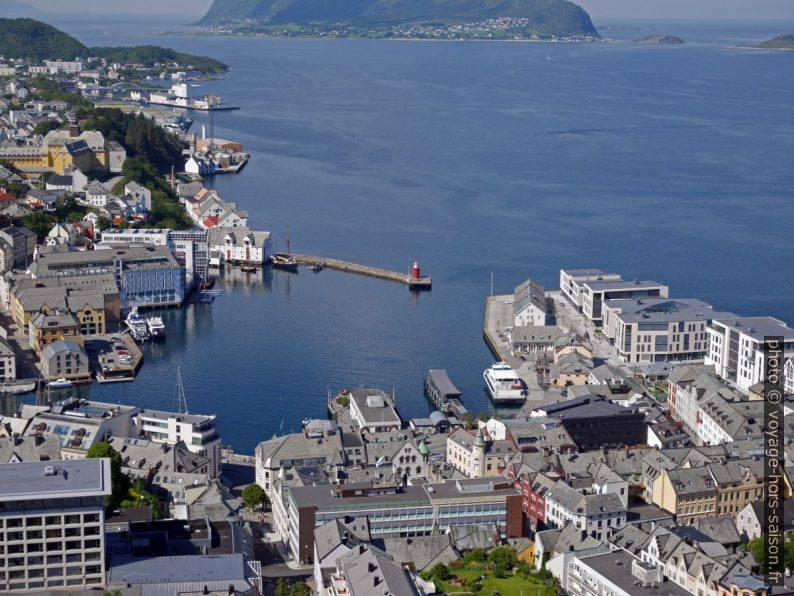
<box><xmin>125</xmin><ymin>308</ymin><xmax>149</xmax><ymax>341</ymax></box>
<box><xmin>483</xmin><ymin>362</ymin><xmax>527</xmax><ymax>403</ymax></box>
<box><xmin>146</xmin><ymin>316</ymin><xmax>166</xmax><ymax>341</ymax></box>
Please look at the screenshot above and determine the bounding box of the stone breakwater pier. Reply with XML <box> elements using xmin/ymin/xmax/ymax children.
<box><xmin>284</xmin><ymin>254</ymin><xmax>432</xmax><ymax>289</ymax></box>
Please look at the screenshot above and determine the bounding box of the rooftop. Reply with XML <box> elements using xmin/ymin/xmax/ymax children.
<box><xmin>711</xmin><ymin>316</ymin><xmax>794</xmax><ymax>342</ymax></box>
<box><xmin>584</xmin><ymin>278</ymin><xmax>665</xmax><ymax>292</ymax></box>
<box><xmin>0</xmin><ymin>458</ymin><xmax>110</xmax><ymax>501</ymax></box>
<box><xmin>578</xmin><ymin>550</ymin><xmax>690</xmax><ymax>596</ymax></box>
<box><xmin>604</xmin><ymin>298</ymin><xmax>736</xmax><ymax>325</ymax></box>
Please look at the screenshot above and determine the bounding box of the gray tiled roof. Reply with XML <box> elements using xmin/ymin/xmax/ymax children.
<box><xmin>338</xmin><ymin>544</ymin><xmax>418</xmax><ymax>596</ymax></box>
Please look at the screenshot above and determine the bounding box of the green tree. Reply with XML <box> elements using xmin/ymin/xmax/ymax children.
<box><xmin>487</xmin><ymin>545</ymin><xmax>517</xmax><ymax>572</ymax></box>
<box><xmin>275</xmin><ymin>578</ymin><xmax>291</xmax><ymax>596</ymax></box>
<box><xmin>463</xmin><ymin>412</ymin><xmax>476</xmax><ymax>430</ymax></box>
<box><xmin>242</xmin><ymin>483</ymin><xmax>268</xmax><ymax>511</ymax></box>
<box><xmin>289</xmin><ymin>581</ymin><xmax>311</xmax><ymax>596</ymax></box>
<box><xmin>428</xmin><ymin>563</ymin><xmax>451</xmax><ymax>581</ymax></box>
<box><xmin>478</xmin><ymin>410</ymin><xmax>489</xmax><ymax>422</ymax></box>
<box><xmin>86</xmin><ymin>442</ymin><xmax>129</xmax><ymax>508</ymax></box>
<box><xmin>33</xmin><ymin>119</ymin><xmax>62</xmax><ymax>136</ymax></box>
<box><xmin>463</xmin><ymin>547</ymin><xmax>487</xmax><ymax>566</ymax></box>
<box><xmin>22</xmin><ymin>211</ymin><xmax>56</xmax><ymax>238</ymax></box>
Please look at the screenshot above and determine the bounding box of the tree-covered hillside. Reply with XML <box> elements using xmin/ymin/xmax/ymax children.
<box><xmin>199</xmin><ymin>0</ymin><xmax>599</xmax><ymax>38</ymax></box>
<box><xmin>0</xmin><ymin>18</ymin><xmax>87</xmax><ymax>60</ymax></box>
<box><xmin>0</xmin><ymin>18</ymin><xmax>227</xmax><ymax>73</ymax></box>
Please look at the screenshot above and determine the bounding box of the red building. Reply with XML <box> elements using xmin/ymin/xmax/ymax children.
<box><xmin>503</xmin><ymin>463</ymin><xmax>558</xmax><ymax>533</ymax></box>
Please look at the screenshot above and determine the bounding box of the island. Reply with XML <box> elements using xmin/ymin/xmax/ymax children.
<box><xmin>756</xmin><ymin>33</ymin><xmax>794</xmax><ymax>49</ymax></box>
<box><xmin>0</xmin><ymin>18</ymin><xmax>228</xmax><ymax>75</ymax></box>
<box><xmin>635</xmin><ymin>35</ymin><xmax>685</xmax><ymax>44</ymax></box>
<box><xmin>198</xmin><ymin>0</ymin><xmax>600</xmax><ymax>41</ymax></box>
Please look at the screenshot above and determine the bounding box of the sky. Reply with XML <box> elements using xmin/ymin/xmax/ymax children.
<box><xmin>6</xmin><ymin>0</ymin><xmax>794</xmax><ymax>20</ymax></box>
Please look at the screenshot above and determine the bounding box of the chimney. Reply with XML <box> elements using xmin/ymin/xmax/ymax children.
<box><xmin>69</xmin><ymin>119</ymin><xmax>80</xmax><ymax>138</ymax></box>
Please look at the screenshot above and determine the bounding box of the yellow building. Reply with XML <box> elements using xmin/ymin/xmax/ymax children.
<box><xmin>0</xmin><ymin>125</ymin><xmax>109</xmax><ymax>177</ymax></box>
<box><xmin>654</xmin><ymin>461</ymin><xmax>765</xmax><ymax>525</ymax></box>
<box><xmin>70</xmin><ymin>297</ymin><xmax>107</xmax><ymax>335</ymax></box>
<box><xmin>28</xmin><ymin>309</ymin><xmax>83</xmax><ymax>357</ymax></box>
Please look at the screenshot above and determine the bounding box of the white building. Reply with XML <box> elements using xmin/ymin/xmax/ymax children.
<box><xmin>348</xmin><ymin>389</ymin><xmax>402</xmax><ymax>434</ymax></box>
<box><xmin>559</xmin><ymin>268</ymin><xmax>622</xmax><ymax>310</ymax></box>
<box><xmin>83</xmin><ymin>181</ymin><xmax>114</xmax><ymax>208</ymax></box>
<box><xmin>99</xmin><ymin>228</ymin><xmax>172</xmax><ymax>248</ymax></box>
<box><xmin>0</xmin><ymin>459</ymin><xmax>110</xmax><ymax>593</ymax></box>
<box><xmin>44</xmin><ymin>60</ymin><xmax>83</xmax><ymax>74</ymax></box>
<box><xmin>581</xmin><ymin>278</ymin><xmax>668</xmax><ymax>323</ymax></box>
<box><xmin>552</xmin><ymin>550</ymin><xmax>683</xmax><ymax>596</ymax></box>
<box><xmin>786</xmin><ymin>357</ymin><xmax>794</xmax><ymax>395</ymax></box>
<box><xmin>602</xmin><ymin>298</ymin><xmax>736</xmax><ymax>364</ymax></box>
<box><xmin>512</xmin><ymin>278</ymin><xmax>547</xmax><ymax>326</ymax></box>
<box><xmin>0</xmin><ymin>337</ymin><xmax>17</xmax><ymax>382</ymax></box>
<box><xmin>705</xmin><ymin>316</ymin><xmax>794</xmax><ymax>393</ymax></box>
<box><xmin>136</xmin><ymin>410</ymin><xmax>222</xmax><ymax>477</ymax></box>
<box><xmin>185</xmin><ymin>155</ymin><xmax>217</xmax><ymax>177</ymax></box>
<box><xmin>544</xmin><ymin>480</ymin><xmax>626</xmax><ymax>543</ymax></box>
<box><xmin>208</xmin><ymin>228</ymin><xmax>271</xmax><ymax>268</ymax></box>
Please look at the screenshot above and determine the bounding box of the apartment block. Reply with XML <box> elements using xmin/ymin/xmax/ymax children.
<box><xmin>705</xmin><ymin>316</ymin><xmax>794</xmax><ymax>393</ymax></box>
<box><xmin>602</xmin><ymin>298</ymin><xmax>735</xmax><ymax>364</ymax></box>
<box><xmin>0</xmin><ymin>459</ymin><xmax>111</xmax><ymax>593</ymax></box>
<box><xmin>136</xmin><ymin>410</ymin><xmax>222</xmax><ymax>477</ymax></box>
<box><xmin>559</xmin><ymin>268</ymin><xmax>622</xmax><ymax>311</ymax></box>
<box><xmin>581</xmin><ymin>278</ymin><xmax>668</xmax><ymax>323</ymax></box>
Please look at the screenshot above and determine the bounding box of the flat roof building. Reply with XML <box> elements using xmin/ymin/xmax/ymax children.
<box><xmin>0</xmin><ymin>459</ymin><xmax>111</xmax><ymax>593</ymax></box>
<box><xmin>559</xmin><ymin>268</ymin><xmax>622</xmax><ymax>310</ymax></box>
<box><xmin>581</xmin><ymin>278</ymin><xmax>669</xmax><ymax>323</ymax></box>
<box><xmin>705</xmin><ymin>316</ymin><xmax>794</xmax><ymax>392</ymax></box>
<box><xmin>602</xmin><ymin>298</ymin><xmax>736</xmax><ymax>364</ymax></box>
<box><xmin>287</xmin><ymin>476</ymin><xmax>522</xmax><ymax>564</ymax></box>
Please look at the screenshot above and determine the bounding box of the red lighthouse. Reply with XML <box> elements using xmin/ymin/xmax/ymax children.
<box><xmin>411</xmin><ymin>262</ymin><xmax>421</xmax><ymax>280</ymax></box>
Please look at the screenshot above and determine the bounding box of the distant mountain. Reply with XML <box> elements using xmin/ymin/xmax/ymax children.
<box><xmin>635</xmin><ymin>35</ymin><xmax>684</xmax><ymax>45</ymax></box>
<box><xmin>199</xmin><ymin>0</ymin><xmax>599</xmax><ymax>38</ymax></box>
<box><xmin>756</xmin><ymin>33</ymin><xmax>794</xmax><ymax>50</ymax></box>
<box><xmin>0</xmin><ymin>18</ymin><xmax>227</xmax><ymax>72</ymax></box>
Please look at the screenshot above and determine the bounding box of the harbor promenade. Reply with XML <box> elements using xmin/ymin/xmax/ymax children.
<box><xmin>284</xmin><ymin>254</ymin><xmax>432</xmax><ymax>289</ymax></box>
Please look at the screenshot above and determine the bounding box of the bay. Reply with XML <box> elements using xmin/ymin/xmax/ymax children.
<box><xmin>30</xmin><ymin>16</ymin><xmax>794</xmax><ymax>454</ymax></box>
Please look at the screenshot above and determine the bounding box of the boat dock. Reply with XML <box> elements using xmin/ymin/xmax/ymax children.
<box><xmin>282</xmin><ymin>254</ymin><xmax>432</xmax><ymax>290</ymax></box>
<box><xmin>90</xmin><ymin>333</ymin><xmax>144</xmax><ymax>383</ymax></box>
<box><xmin>424</xmin><ymin>369</ymin><xmax>462</xmax><ymax>410</ymax></box>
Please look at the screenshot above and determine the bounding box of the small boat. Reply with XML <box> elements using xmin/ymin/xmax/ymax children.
<box><xmin>483</xmin><ymin>362</ymin><xmax>527</xmax><ymax>403</ymax></box>
<box><xmin>309</xmin><ymin>263</ymin><xmax>323</xmax><ymax>273</ymax></box>
<box><xmin>271</xmin><ymin>253</ymin><xmax>299</xmax><ymax>272</ymax></box>
<box><xmin>146</xmin><ymin>316</ymin><xmax>166</xmax><ymax>340</ymax></box>
<box><xmin>49</xmin><ymin>378</ymin><xmax>73</xmax><ymax>389</ymax></box>
<box><xmin>0</xmin><ymin>380</ymin><xmax>37</xmax><ymax>395</ymax></box>
<box><xmin>125</xmin><ymin>307</ymin><xmax>149</xmax><ymax>341</ymax></box>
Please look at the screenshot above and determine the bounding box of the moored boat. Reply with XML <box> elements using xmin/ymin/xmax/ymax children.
<box><xmin>270</xmin><ymin>253</ymin><xmax>299</xmax><ymax>272</ymax></box>
<box><xmin>146</xmin><ymin>316</ymin><xmax>166</xmax><ymax>340</ymax></box>
<box><xmin>483</xmin><ymin>362</ymin><xmax>527</xmax><ymax>403</ymax></box>
<box><xmin>49</xmin><ymin>378</ymin><xmax>73</xmax><ymax>389</ymax></box>
<box><xmin>125</xmin><ymin>307</ymin><xmax>149</xmax><ymax>341</ymax></box>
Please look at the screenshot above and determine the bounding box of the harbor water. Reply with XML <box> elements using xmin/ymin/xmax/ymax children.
<box><xmin>19</xmin><ymin>16</ymin><xmax>794</xmax><ymax>454</ymax></box>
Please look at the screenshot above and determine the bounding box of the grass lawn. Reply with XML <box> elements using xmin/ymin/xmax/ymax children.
<box><xmin>435</xmin><ymin>568</ymin><xmax>558</xmax><ymax>595</ymax></box>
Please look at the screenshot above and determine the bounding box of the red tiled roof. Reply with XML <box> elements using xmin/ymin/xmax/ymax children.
<box><xmin>0</xmin><ymin>192</ymin><xmax>16</xmax><ymax>201</ymax></box>
<box><xmin>203</xmin><ymin>215</ymin><xmax>219</xmax><ymax>228</ymax></box>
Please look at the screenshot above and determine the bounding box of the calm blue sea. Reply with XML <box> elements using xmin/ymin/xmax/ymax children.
<box><xmin>16</xmin><ymin>16</ymin><xmax>794</xmax><ymax>453</ymax></box>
